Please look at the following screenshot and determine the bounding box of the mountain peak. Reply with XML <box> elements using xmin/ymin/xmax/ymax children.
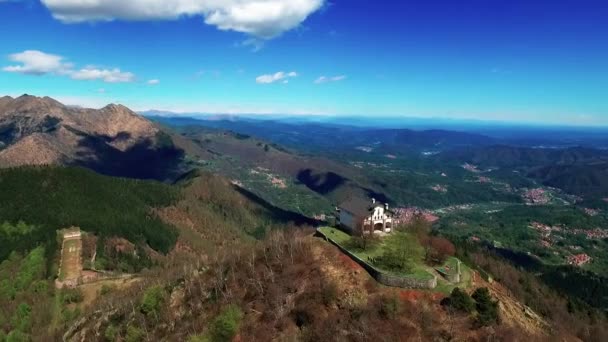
<box><xmin>103</xmin><ymin>103</ymin><xmax>128</xmax><ymax>111</ymax></box>
<box><xmin>11</xmin><ymin>94</ymin><xmax>65</xmax><ymax>108</ymax></box>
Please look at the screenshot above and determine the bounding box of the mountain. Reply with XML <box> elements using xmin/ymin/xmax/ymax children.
<box><xmin>148</xmin><ymin>115</ymin><xmax>497</xmax><ymax>154</ymax></box>
<box><xmin>440</xmin><ymin>145</ymin><xmax>608</xmax><ymax>197</ymax></box>
<box><xmin>442</xmin><ymin>145</ymin><xmax>608</xmax><ymax>168</ymax></box>
<box><xmin>0</xmin><ymin>95</ymin><xmax>184</xmax><ymax>180</ymax></box>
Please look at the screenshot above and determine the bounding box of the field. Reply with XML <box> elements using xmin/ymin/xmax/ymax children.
<box><xmin>318</xmin><ymin>226</ymin><xmax>471</xmax><ymax>293</ymax></box>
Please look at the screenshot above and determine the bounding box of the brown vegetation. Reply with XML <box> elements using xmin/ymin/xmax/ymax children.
<box><xmin>466</xmin><ymin>249</ymin><xmax>608</xmax><ymax>341</ymax></box>
<box><xmin>65</xmin><ymin>227</ymin><xmax>545</xmax><ymax>342</ymax></box>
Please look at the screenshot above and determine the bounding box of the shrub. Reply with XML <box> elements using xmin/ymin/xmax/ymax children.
<box><xmin>321</xmin><ymin>280</ymin><xmax>338</xmax><ymax>306</ymax></box>
<box><xmin>209</xmin><ymin>305</ymin><xmax>243</xmax><ymax>342</ymax></box>
<box><xmin>472</xmin><ymin>287</ymin><xmax>500</xmax><ymax>327</ymax></box>
<box><xmin>100</xmin><ymin>284</ymin><xmax>114</xmax><ymax>296</ymax></box>
<box><xmin>61</xmin><ymin>288</ymin><xmax>84</xmax><ymax>305</ymax></box>
<box><xmin>140</xmin><ymin>286</ymin><xmax>165</xmax><ymax>318</ymax></box>
<box><xmin>446</xmin><ymin>288</ymin><xmax>475</xmax><ymax>313</ymax></box>
<box><xmin>125</xmin><ymin>325</ymin><xmax>144</xmax><ymax>342</ymax></box>
<box><xmin>5</xmin><ymin>330</ymin><xmax>29</xmax><ymax>342</ymax></box>
<box><xmin>346</xmin><ymin>234</ymin><xmax>380</xmax><ymax>251</ymax></box>
<box><xmin>61</xmin><ymin>307</ymin><xmax>81</xmax><ymax>323</ymax></box>
<box><xmin>104</xmin><ymin>324</ymin><xmax>119</xmax><ymax>341</ymax></box>
<box><xmin>187</xmin><ymin>335</ymin><xmax>209</xmax><ymax>342</ymax></box>
<box><xmin>11</xmin><ymin>303</ymin><xmax>31</xmax><ymax>332</ymax></box>
<box><xmin>379</xmin><ymin>294</ymin><xmax>401</xmax><ymax>320</ymax></box>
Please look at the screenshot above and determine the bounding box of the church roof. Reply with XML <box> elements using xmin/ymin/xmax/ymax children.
<box><xmin>339</xmin><ymin>197</ymin><xmax>375</xmax><ymax>217</ymax></box>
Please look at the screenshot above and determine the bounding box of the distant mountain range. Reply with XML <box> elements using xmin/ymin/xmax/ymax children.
<box><xmin>3</xmin><ymin>96</ymin><xmax>608</xmax><ymax>200</ymax></box>
<box><xmin>147</xmin><ymin>115</ymin><xmax>497</xmax><ymax>154</ymax></box>
<box><xmin>143</xmin><ymin>110</ymin><xmax>608</xmax><ymax>149</ymax></box>
<box><xmin>440</xmin><ymin>145</ymin><xmax>608</xmax><ymax>197</ymax></box>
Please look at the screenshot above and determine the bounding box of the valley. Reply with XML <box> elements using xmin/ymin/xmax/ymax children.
<box><xmin>0</xmin><ymin>96</ymin><xmax>607</xmax><ymax>341</ymax></box>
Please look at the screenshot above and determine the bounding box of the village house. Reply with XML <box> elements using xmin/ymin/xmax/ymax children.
<box><xmin>337</xmin><ymin>197</ymin><xmax>393</xmax><ymax>235</ymax></box>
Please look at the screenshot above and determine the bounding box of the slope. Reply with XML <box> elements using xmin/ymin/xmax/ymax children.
<box><xmin>0</xmin><ymin>95</ymin><xmax>184</xmax><ymax>181</ymax></box>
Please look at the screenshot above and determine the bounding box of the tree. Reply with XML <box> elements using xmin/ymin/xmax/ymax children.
<box><xmin>140</xmin><ymin>286</ymin><xmax>165</xmax><ymax>318</ymax></box>
<box><xmin>407</xmin><ymin>214</ymin><xmax>432</xmax><ymax>239</ymax></box>
<box><xmin>375</xmin><ymin>232</ymin><xmax>423</xmax><ymax>273</ymax></box>
<box><xmin>210</xmin><ymin>304</ymin><xmax>243</xmax><ymax>342</ymax></box>
<box><xmin>424</xmin><ymin>236</ymin><xmax>456</xmax><ymax>265</ymax></box>
<box><xmin>472</xmin><ymin>287</ymin><xmax>500</xmax><ymax>327</ymax></box>
<box><xmin>445</xmin><ymin>288</ymin><xmax>475</xmax><ymax>313</ymax></box>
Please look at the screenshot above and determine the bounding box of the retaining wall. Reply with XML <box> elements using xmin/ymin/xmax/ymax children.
<box><xmin>317</xmin><ymin>229</ymin><xmax>437</xmax><ymax>289</ymax></box>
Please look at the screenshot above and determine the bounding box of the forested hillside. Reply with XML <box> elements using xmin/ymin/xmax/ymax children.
<box><xmin>0</xmin><ymin>166</ymin><xmax>178</xmax><ymax>263</ymax></box>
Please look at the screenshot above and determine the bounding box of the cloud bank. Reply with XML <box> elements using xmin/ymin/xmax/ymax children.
<box><xmin>3</xmin><ymin>50</ymin><xmax>135</xmax><ymax>83</ymax></box>
<box><xmin>2</xmin><ymin>50</ymin><xmax>72</xmax><ymax>76</ymax></box>
<box><xmin>40</xmin><ymin>0</ymin><xmax>325</xmax><ymax>39</ymax></box>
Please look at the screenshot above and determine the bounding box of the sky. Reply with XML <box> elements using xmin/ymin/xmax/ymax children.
<box><xmin>0</xmin><ymin>0</ymin><xmax>607</xmax><ymax>126</ymax></box>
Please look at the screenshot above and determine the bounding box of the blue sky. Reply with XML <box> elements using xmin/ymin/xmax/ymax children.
<box><xmin>0</xmin><ymin>0</ymin><xmax>607</xmax><ymax>125</ymax></box>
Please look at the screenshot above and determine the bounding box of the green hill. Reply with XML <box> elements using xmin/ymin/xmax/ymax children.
<box><xmin>0</xmin><ymin>166</ymin><xmax>178</xmax><ymax>263</ymax></box>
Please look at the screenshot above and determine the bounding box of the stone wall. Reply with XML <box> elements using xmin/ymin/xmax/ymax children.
<box><xmin>317</xmin><ymin>229</ymin><xmax>437</xmax><ymax>289</ymax></box>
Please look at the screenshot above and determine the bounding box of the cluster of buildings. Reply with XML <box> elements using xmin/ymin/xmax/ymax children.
<box><xmin>462</xmin><ymin>163</ymin><xmax>480</xmax><ymax>173</ymax></box>
<box><xmin>570</xmin><ymin>228</ymin><xmax>608</xmax><ymax>240</ymax></box>
<box><xmin>476</xmin><ymin>176</ymin><xmax>491</xmax><ymax>183</ymax></box>
<box><xmin>528</xmin><ymin>221</ymin><xmax>607</xmax><ymax>267</ymax></box>
<box><xmin>529</xmin><ymin>221</ymin><xmax>563</xmax><ymax>237</ymax></box>
<box><xmin>522</xmin><ymin>188</ymin><xmax>550</xmax><ymax>205</ymax></box>
<box><xmin>530</xmin><ymin>222</ymin><xmax>608</xmax><ymax>241</ymax></box>
<box><xmin>583</xmin><ymin>208</ymin><xmax>600</xmax><ymax>216</ymax></box>
<box><xmin>430</xmin><ymin>184</ymin><xmax>448</xmax><ymax>193</ymax></box>
<box><xmin>392</xmin><ymin>207</ymin><xmax>439</xmax><ymax>225</ymax></box>
<box><xmin>567</xmin><ymin>253</ymin><xmax>592</xmax><ymax>266</ymax></box>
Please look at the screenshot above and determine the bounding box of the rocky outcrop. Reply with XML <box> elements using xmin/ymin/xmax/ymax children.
<box><xmin>0</xmin><ymin>95</ymin><xmax>181</xmax><ymax>179</ymax></box>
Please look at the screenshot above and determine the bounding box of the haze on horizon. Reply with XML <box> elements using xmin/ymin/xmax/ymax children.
<box><xmin>0</xmin><ymin>0</ymin><xmax>607</xmax><ymax>126</ymax></box>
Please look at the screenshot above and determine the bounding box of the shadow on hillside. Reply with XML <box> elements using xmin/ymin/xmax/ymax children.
<box><xmin>234</xmin><ymin>186</ymin><xmax>321</xmax><ymax>227</ymax></box>
<box><xmin>296</xmin><ymin>169</ymin><xmax>347</xmax><ymax>195</ymax></box>
<box><xmin>71</xmin><ymin>129</ymin><xmax>185</xmax><ymax>181</ymax></box>
<box><xmin>363</xmin><ymin>187</ymin><xmax>390</xmax><ymax>204</ymax></box>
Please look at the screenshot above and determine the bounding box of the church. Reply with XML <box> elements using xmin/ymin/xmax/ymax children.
<box><xmin>337</xmin><ymin>197</ymin><xmax>394</xmax><ymax>235</ymax></box>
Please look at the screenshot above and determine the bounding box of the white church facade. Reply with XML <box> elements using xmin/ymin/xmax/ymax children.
<box><xmin>337</xmin><ymin>197</ymin><xmax>393</xmax><ymax>235</ymax></box>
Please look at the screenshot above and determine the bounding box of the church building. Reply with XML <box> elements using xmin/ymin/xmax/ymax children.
<box><xmin>337</xmin><ymin>197</ymin><xmax>393</xmax><ymax>235</ymax></box>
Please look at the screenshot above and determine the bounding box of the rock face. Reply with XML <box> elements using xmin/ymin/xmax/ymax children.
<box><xmin>0</xmin><ymin>95</ymin><xmax>183</xmax><ymax>180</ymax></box>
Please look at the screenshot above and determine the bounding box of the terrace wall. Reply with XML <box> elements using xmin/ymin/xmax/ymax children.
<box><xmin>317</xmin><ymin>229</ymin><xmax>437</xmax><ymax>289</ymax></box>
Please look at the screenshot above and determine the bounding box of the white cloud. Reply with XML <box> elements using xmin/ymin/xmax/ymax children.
<box><xmin>71</xmin><ymin>67</ymin><xmax>135</xmax><ymax>83</ymax></box>
<box><xmin>2</xmin><ymin>50</ymin><xmax>72</xmax><ymax>75</ymax></box>
<box><xmin>314</xmin><ymin>75</ymin><xmax>346</xmax><ymax>84</ymax></box>
<box><xmin>97</xmin><ymin>88</ymin><xmax>106</xmax><ymax>93</ymax></box>
<box><xmin>147</xmin><ymin>79</ymin><xmax>160</xmax><ymax>85</ymax></box>
<box><xmin>256</xmin><ymin>71</ymin><xmax>297</xmax><ymax>84</ymax></box>
<box><xmin>40</xmin><ymin>0</ymin><xmax>325</xmax><ymax>39</ymax></box>
<box><xmin>3</xmin><ymin>50</ymin><xmax>137</xmax><ymax>83</ymax></box>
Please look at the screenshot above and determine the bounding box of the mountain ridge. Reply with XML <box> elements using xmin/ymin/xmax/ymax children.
<box><xmin>0</xmin><ymin>95</ymin><xmax>183</xmax><ymax>180</ymax></box>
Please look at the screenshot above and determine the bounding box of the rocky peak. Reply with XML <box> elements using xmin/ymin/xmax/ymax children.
<box><xmin>6</xmin><ymin>94</ymin><xmax>66</xmax><ymax>114</ymax></box>
<box><xmin>0</xmin><ymin>95</ymin><xmax>165</xmax><ymax>169</ymax></box>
